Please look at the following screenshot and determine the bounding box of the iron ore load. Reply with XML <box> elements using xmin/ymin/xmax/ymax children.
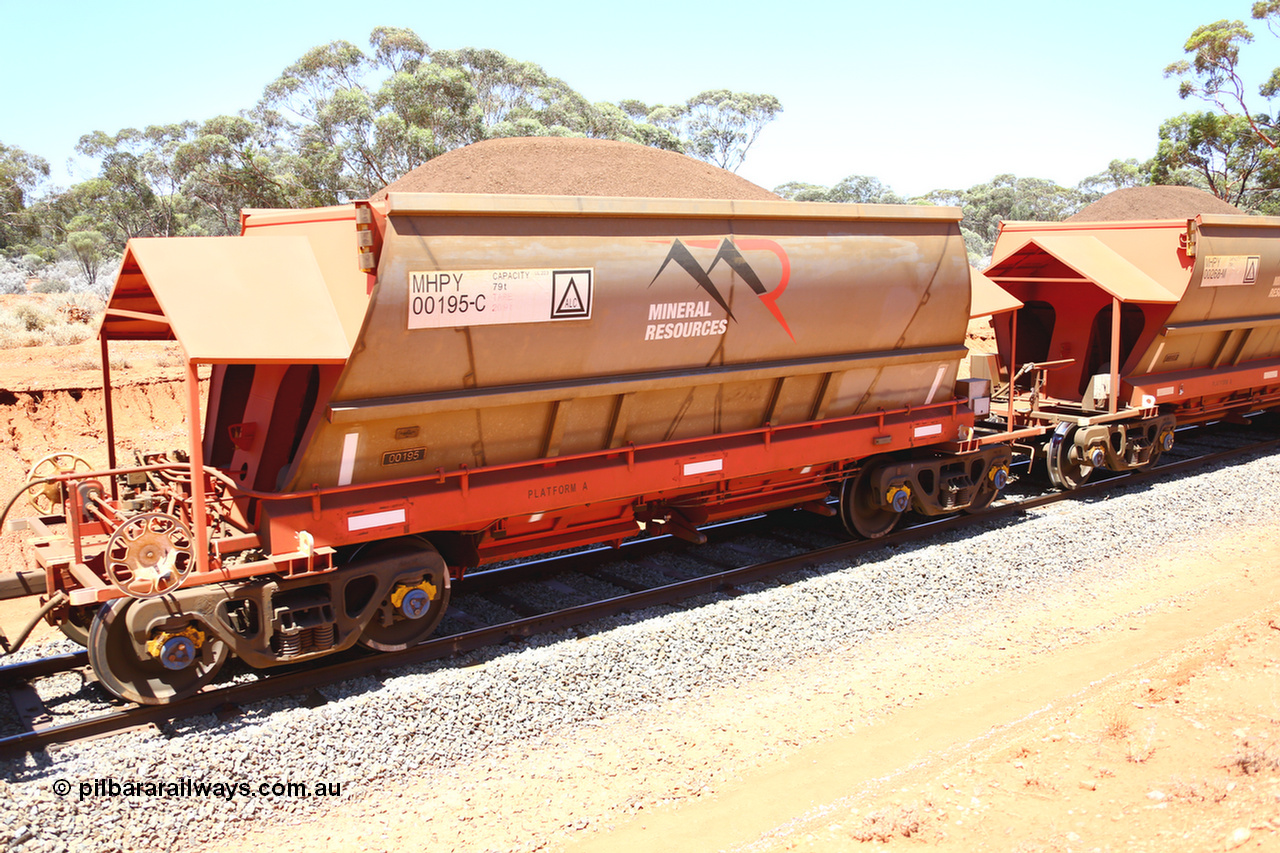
<box><xmin>2</xmin><ymin>146</ymin><xmax>1009</xmax><ymax>704</ymax></box>
<box><xmin>975</xmin><ymin>206</ymin><xmax>1280</xmax><ymax>487</ymax></box>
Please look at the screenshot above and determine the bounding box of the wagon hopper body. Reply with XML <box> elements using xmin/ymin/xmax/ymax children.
<box><xmin>977</xmin><ymin>214</ymin><xmax>1280</xmax><ymax>487</ymax></box>
<box><xmin>9</xmin><ymin>193</ymin><xmax>1009</xmax><ymax>704</ymax></box>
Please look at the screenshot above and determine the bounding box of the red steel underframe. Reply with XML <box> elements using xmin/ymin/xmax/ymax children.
<box><xmin>257</xmin><ymin>398</ymin><xmax>977</xmax><ymax>559</ymax></box>
<box><xmin>50</xmin><ymin>352</ymin><xmax>1280</xmax><ymax>609</ymax></box>
<box><xmin>1129</xmin><ymin>356</ymin><xmax>1280</xmax><ymax>421</ymax></box>
<box><xmin>975</xmin><ymin>356</ymin><xmax>1280</xmax><ymax>443</ymax></box>
<box><xmin>50</xmin><ymin>378</ymin><xmax>978</xmax><ymax>605</ymax></box>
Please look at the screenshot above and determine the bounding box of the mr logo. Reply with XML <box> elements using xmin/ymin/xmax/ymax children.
<box><xmin>648</xmin><ymin>238</ymin><xmax>793</xmax><ymax>340</ymax></box>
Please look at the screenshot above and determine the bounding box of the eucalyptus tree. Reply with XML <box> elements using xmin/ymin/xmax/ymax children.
<box><xmin>1165</xmin><ymin>2</ymin><xmax>1280</xmax><ymax>149</ymax></box>
<box><xmin>772</xmin><ymin>175</ymin><xmax>903</xmax><ymax>204</ymax></box>
<box><xmin>1151</xmin><ymin>111</ymin><xmax>1272</xmax><ymax>207</ymax></box>
<box><xmin>0</xmin><ymin>141</ymin><xmax>49</xmax><ymax>254</ymax></box>
<box><xmin>1075</xmin><ymin>158</ymin><xmax>1152</xmax><ymax>197</ymax></box>
<box><xmin>47</xmin><ymin>26</ymin><xmax>784</xmax><ymax>263</ymax></box>
<box><xmin>923</xmin><ymin>175</ymin><xmax>1089</xmax><ymax>267</ymax></box>
<box><xmin>260</xmin><ymin>28</ymin><xmax>766</xmax><ymax>197</ymax></box>
<box><xmin>73</xmin><ymin>125</ymin><xmax>195</xmax><ymax>242</ymax></box>
<box><xmin>680</xmin><ymin>90</ymin><xmax>782</xmax><ymax>172</ymax></box>
<box><xmin>171</xmin><ymin>115</ymin><xmax>301</xmax><ymax>234</ymax></box>
<box><xmin>260</xmin><ymin>27</ymin><xmax>453</xmax><ymax>199</ymax></box>
<box><xmin>771</xmin><ymin>181</ymin><xmax>832</xmax><ymax>202</ymax></box>
<box><xmin>63</xmin><ymin>229</ymin><xmax>110</xmax><ymax>290</ymax></box>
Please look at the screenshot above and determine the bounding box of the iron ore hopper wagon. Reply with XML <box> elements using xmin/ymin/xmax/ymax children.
<box><xmin>974</xmin><ymin>214</ymin><xmax>1280</xmax><ymax>487</ymax></box>
<box><xmin>5</xmin><ymin>193</ymin><xmax>1009</xmax><ymax>703</ymax></box>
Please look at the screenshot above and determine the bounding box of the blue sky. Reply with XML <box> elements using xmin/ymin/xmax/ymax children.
<box><xmin>2</xmin><ymin>0</ymin><xmax>1272</xmax><ymax>197</ymax></box>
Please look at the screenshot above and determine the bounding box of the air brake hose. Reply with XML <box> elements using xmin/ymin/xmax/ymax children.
<box><xmin>0</xmin><ymin>477</ymin><xmax>73</xmax><ymax>655</ymax></box>
<box><xmin>0</xmin><ymin>590</ymin><xmax>68</xmax><ymax>655</ymax></box>
<box><xmin>0</xmin><ymin>476</ymin><xmax>60</xmax><ymax>534</ymax></box>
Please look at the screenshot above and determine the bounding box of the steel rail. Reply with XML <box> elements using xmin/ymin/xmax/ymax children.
<box><xmin>0</xmin><ymin>515</ymin><xmax>779</xmax><ymax>687</ymax></box>
<box><xmin>0</xmin><ymin>651</ymin><xmax>89</xmax><ymax>685</ymax></box>
<box><xmin>3</xmin><ymin>433</ymin><xmax>1279</xmax><ymax>760</ymax></box>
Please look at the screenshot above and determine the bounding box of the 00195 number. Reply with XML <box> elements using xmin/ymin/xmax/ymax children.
<box><xmin>411</xmin><ymin>293</ymin><xmax>487</xmax><ymax>315</ymax></box>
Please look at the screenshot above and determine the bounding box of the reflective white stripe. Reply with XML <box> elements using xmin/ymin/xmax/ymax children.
<box><xmin>1266</xmin><ymin>371</ymin><xmax>1278</xmax><ymax>380</ymax></box>
<box><xmin>683</xmin><ymin>458</ymin><xmax>723</xmax><ymax>476</ymax></box>
<box><xmin>1157</xmin><ymin>386</ymin><xmax>1175</xmax><ymax>397</ymax></box>
<box><xmin>338</xmin><ymin>433</ymin><xmax>359</xmax><ymax>486</ymax></box>
<box><xmin>924</xmin><ymin>364</ymin><xmax>947</xmax><ymax>405</ymax></box>
<box><xmin>528</xmin><ymin>513</ymin><xmax>544</xmax><ymax>523</ymax></box>
<box><xmin>347</xmin><ymin>509</ymin><xmax>406</xmax><ymax>532</ymax></box>
<box><xmin>913</xmin><ymin>423</ymin><xmax>943</xmax><ymax>438</ymax></box>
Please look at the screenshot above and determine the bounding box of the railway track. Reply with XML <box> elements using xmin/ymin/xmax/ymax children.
<box><xmin>3</xmin><ymin>420</ymin><xmax>1278</xmax><ymax>760</ymax></box>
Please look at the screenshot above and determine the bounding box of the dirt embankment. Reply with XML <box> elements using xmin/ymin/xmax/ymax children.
<box><xmin>0</xmin><ymin>340</ymin><xmax>202</xmax><ymax>575</ymax></box>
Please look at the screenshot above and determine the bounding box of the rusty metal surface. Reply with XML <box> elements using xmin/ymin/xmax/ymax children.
<box><xmin>240</xmin><ymin>205</ymin><xmax>372</xmax><ymax>347</ymax></box>
<box><xmin>989</xmin><ymin>232</ymin><xmax>1179</xmax><ymax>304</ymax></box>
<box><xmin>100</xmin><ymin>237</ymin><xmax>351</xmax><ymax>363</ymax></box>
<box><xmin>1147</xmin><ymin>216</ymin><xmax>1280</xmax><ymax>374</ymax></box>
<box><xmin>287</xmin><ymin>194</ymin><xmax>972</xmax><ymax>490</ymax></box>
<box><xmin>260</xmin><ymin>398</ymin><xmax>974</xmax><ymax>559</ymax></box>
<box><xmin>990</xmin><ymin>220</ymin><xmax>1193</xmax><ymax>300</ymax></box>
<box><xmin>984</xmin><ymin>216</ymin><xmax>1280</xmax><ymax>412</ymax></box>
<box><xmin>969</xmin><ymin>267</ymin><xmax>1022</xmax><ymax>317</ymax></box>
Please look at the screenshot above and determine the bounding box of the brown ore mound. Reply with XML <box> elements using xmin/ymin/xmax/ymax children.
<box><xmin>370</xmin><ymin>137</ymin><xmax>781</xmax><ymax>200</ymax></box>
<box><xmin>1065</xmin><ymin>185</ymin><xmax>1243</xmax><ymax>222</ymax></box>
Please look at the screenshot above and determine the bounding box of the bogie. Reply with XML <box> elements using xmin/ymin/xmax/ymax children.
<box><xmin>841</xmin><ymin>447</ymin><xmax>1013</xmax><ymax>538</ymax></box>
<box><xmin>82</xmin><ymin>537</ymin><xmax>451</xmax><ymax>703</ymax></box>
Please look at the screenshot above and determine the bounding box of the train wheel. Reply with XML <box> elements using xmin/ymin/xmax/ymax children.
<box><xmin>1143</xmin><ymin>428</ymin><xmax>1175</xmax><ymax>470</ymax></box>
<box><xmin>1046</xmin><ymin>423</ymin><xmax>1093</xmax><ymax>490</ymax></box>
<box><xmin>87</xmin><ymin>599</ymin><xmax>228</xmax><ymax>705</ymax></box>
<box><xmin>965</xmin><ymin>462</ymin><xmax>1010</xmax><ymax>514</ymax></box>
<box><xmin>840</xmin><ymin>464</ymin><xmax>901</xmax><ymax>539</ymax></box>
<box><xmin>356</xmin><ymin>538</ymin><xmax>452</xmax><ymax>652</ymax></box>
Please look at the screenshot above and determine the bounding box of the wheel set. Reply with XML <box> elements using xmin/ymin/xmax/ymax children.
<box><xmin>87</xmin><ymin>599</ymin><xmax>229</xmax><ymax>705</ymax></box>
<box><xmin>1046</xmin><ymin>423</ymin><xmax>1096</xmax><ymax>490</ymax></box>
<box><xmin>839</xmin><ymin>449</ymin><xmax>1014</xmax><ymax>540</ymax></box>
<box><xmin>76</xmin><ymin>535</ymin><xmax>451</xmax><ymax>705</ymax></box>
<box><xmin>840</xmin><ymin>464</ymin><xmax>902</xmax><ymax>539</ymax></box>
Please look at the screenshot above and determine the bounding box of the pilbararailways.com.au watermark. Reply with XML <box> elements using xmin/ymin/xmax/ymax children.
<box><xmin>52</xmin><ymin>777</ymin><xmax>343</xmax><ymax>802</ymax></box>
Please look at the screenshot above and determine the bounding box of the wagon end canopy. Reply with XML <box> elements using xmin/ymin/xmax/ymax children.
<box><xmin>99</xmin><ymin>236</ymin><xmax>352</xmax><ymax>365</ymax></box>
